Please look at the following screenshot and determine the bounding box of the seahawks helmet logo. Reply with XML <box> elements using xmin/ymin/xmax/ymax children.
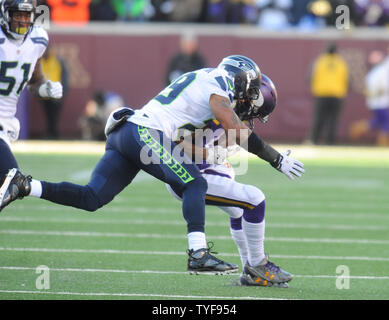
<box><xmin>238</xmin><ymin>61</ymin><xmax>252</xmax><ymax>71</ymax></box>
<box><xmin>237</xmin><ymin>60</ymin><xmax>257</xmax><ymax>79</ymax></box>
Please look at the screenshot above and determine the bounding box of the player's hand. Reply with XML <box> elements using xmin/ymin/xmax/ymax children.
<box><xmin>226</xmin><ymin>144</ymin><xmax>240</xmax><ymax>157</ymax></box>
<box><xmin>39</xmin><ymin>80</ymin><xmax>63</xmax><ymax>99</ymax></box>
<box><xmin>206</xmin><ymin>145</ymin><xmax>228</xmax><ymax>164</ymax></box>
<box><xmin>272</xmin><ymin>150</ymin><xmax>305</xmax><ymax>180</ymax></box>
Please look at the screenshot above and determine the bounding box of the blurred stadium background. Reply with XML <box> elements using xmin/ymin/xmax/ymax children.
<box><xmin>17</xmin><ymin>0</ymin><xmax>389</xmax><ymax>145</ymax></box>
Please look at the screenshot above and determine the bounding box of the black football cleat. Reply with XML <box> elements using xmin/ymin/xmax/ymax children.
<box><xmin>187</xmin><ymin>242</ymin><xmax>238</xmax><ymax>275</ymax></box>
<box><xmin>0</xmin><ymin>169</ymin><xmax>32</xmax><ymax>212</ymax></box>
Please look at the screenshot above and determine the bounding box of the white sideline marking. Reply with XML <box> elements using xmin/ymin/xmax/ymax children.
<box><xmin>1</xmin><ymin>266</ymin><xmax>388</xmax><ymax>280</ymax></box>
<box><xmin>0</xmin><ymin>289</ymin><xmax>286</xmax><ymax>300</ymax></box>
<box><xmin>0</xmin><ymin>247</ymin><xmax>388</xmax><ymax>262</ymax></box>
<box><xmin>1</xmin><ymin>229</ymin><xmax>388</xmax><ymax>245</ymax></box>
<box><xmin>1</xmin><ymin>216</ymin><xmax>387</xmax><ymax>231</ymax></box>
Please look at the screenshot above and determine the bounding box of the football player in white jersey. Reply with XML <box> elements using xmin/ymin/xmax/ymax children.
<box><xmin>0</xmin><ymin>55</ymin><xmax>303</xmax><ymax>275</ymax></box>
<box><xmin>166</xmin><ymin>73</ymin><xmax>304</xmax><ymax>287</ymax></box>
<box><xmin>0</xmin><ymin>0</ymin><xmax>63</xmax><ymax>186</ymax></box>
<box><xmin>167</xmin><ymin>74</ymin><xmax>304</xmax><ymax>288</ymax></box>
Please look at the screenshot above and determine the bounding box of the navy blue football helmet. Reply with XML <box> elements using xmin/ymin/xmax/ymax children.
<box><xmin>0</xmin><ymin>0</ymin><xmax>36</xmax><ymax>40</ymax></box>
<box><xmin>217</xmin><ymin>55</ymin><xmax>262</xmax><ymax>101</ymax></box>
<box><xmin>234</xmin><ymin>73</ymin><xmax>277</xmax><ymax>128</ymax></box>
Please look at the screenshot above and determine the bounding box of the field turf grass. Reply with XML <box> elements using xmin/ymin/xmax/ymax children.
<box><xmin>0</xmin><ymin>142</ymin><xmax>388</xmax><ymax>300</ymax></box>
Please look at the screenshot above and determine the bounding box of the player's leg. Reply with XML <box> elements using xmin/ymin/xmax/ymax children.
<box><xmin>229</xmin><ymin>215</ymin><xmax>248</xmax><ymax>268</ymax></box>
<box><xmin>0</xmin><ymin>146</ymin><xmax>139</xmax><ymax>212</ymax></box>
<box><xmin>38</xmin><ymin>148</ymin><xmax>139</xmax><ymax>211</ymax></box>
<box><xmin>201</xmin><ymin>172</ymin><xmax>266</xmax><ymax>265</ymax></box>
<box><xmin>167</xmin><ymin>182</ymin><xmax>249</xmax><ymax>269</ymax></box>
<box><xmin>0</xmin><ymin>138</ymin><xmax>28</xmax><ymax>208</ymax></box>
<box><xmin>115</xmin><ymin>123</ymin><xmax>238</xmax><ymax>273</ymax></box>
<box><xmin>0</xmin><ymin>124</ymin><xmax>141</xmax><ymax>212</ymax></box>
<box><xmin>201</xmin><ymin>171</ymin><xmax>293</xmax><ymax>285</ymax></box>
<box><xmin>167</xmin><ymin>171</ymin><xmax>261</xmax><ymax>273</ymax></box>
<box><xmin>0</xmin><ymin>138</ymin><xmax>19</xmax><ymax>186</ymax></box>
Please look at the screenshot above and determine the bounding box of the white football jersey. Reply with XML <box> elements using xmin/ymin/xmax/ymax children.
<box><xmin>0</xmin><ymin>26</ymin><xmax>48</xmax><ymax>118</ymax></box>
<box><xmin>129</xmin><ymin>68</ymin><xmax>235</xmax><ymax>140</ymax></box>
<box><xmin>365</xmin><ymin>57</ymin><xmax>389</xmax><ymax>110</ymax></box>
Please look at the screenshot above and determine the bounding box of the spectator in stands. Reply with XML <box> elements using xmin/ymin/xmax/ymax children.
<box><xmin>354</xmin><ymin>0</ymin><xmax>389</xmax><ymax>26</ymax></box>
<box><xmin>79</xmin><ymin>91</ymin><xmax>125</xmax><ymax>141</ymax></box>
<box><xmin>289</xmin><ymin>0</ymin><xmax>310</xmax><ymax>25</ymax></box>
<box><xmin>38</xmin><ymin>45</ymin><xmax>69</xmax><ymax>140</ymax></box>
<box><xmin>207</xmin><ymin>0</ymin><xmax>256</xmax><ymax>24</ymax></box>
<box><xmin>109</xmin><ymin>0</ymin><xmax>149</xmax><ymax>21</ymax></box>
<box><xmin>47</xmin><ymin>0</ymin><xmax>91</xmax><ymax>25</ymax></box>
<box><xmin>170</xmin><ymin>0</ymin><xmax>204</xmax><ymax>22</ymax></box>
<box><xmin>148</xmin><ymin>0</ymin><xmax>175</xmax><ymax>21</ymax></box>
<box><xmin>256</xmin><ymin>0</ymin><xmax>292</xmax><ymax>30</ymax></box>
<box><xmin>349</xmin><ymin>50</ymin><xmax>389</xmax><ymax>146</ymax></box>
<box><xmin>89</xmin><ymin>0</ymin><xmax>117</xmax><ymax>21</ymax></box>
<box><xmin>165</xmin><ymin>33</ymin><xmax>207</xmax><ymax>86</ymax></box>
<box><xmin>308</xmin><ymin>42</ymin><xmax>349</xmax><ymax>145</ymax></box>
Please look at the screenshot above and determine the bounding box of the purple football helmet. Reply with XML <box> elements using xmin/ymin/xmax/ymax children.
<box><xmin>255</xmin><ymin>74</ymin><xmax>277</xmax><ymax>123</ymax></box>
<box><xmin>234</xmin><ymin>73</ymin><xmax>277</xmax><ymax>128</ymax></box>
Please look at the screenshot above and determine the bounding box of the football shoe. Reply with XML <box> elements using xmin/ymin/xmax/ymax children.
<box><xmin>187</xmin><ymin>243</ymin><xmax>238</xmax><ymax>275</ymax></box>
<box><xmin>241</xmin><ymin>255</ymin><xmax>293</xmax><ymax>285</ymax></box>
<box><xmin>240</xmin><ymin>272</ymin><xmax>289</xmax><ymax>288</ymax></box>
<box><xmin>0</xmin><ymin>169</ymin><xmax>31</xmax><ymax>212</ymax></box>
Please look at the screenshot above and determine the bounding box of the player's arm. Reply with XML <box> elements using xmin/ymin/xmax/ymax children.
<box><xmin>176</xmin><ymin>136</ymin><xmax>206</xmax><ymax>160</ymax></box>
<box><xmin>27</xmin><ymin>58</ymin><xmax>63</xmax><ymax>99</ymax></box>
<box><xmin>174</xmin><ymin>128</ymin><xmax>228</xmax><ymax>165</ymax></box>
<box><xmin>210</xmin><ymin>94</ymin><xmax>304</xmax><ymax>179</ymax></box>
<box><xmin>209</xmin><ymin>94</ymin><xmax>277</xmax><ymax>161</ymax></box>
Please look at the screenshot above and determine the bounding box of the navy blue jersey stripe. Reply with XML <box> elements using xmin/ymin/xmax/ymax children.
<box><xmin>215</xmin><ymin>76</ymin><xmax>227</xmax><ymax>91</ymax></box>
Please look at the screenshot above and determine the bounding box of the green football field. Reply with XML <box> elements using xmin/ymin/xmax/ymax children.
<box><xmin>0</xmin><ymin>142</ymin><xmax>388</xmax><ymax>300</ymax></box>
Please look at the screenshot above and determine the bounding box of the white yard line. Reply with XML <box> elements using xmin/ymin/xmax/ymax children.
<box><xmin>0</xmin><ymin>229</ymin><xmax>388</xmax><ymax>245</ymax></box>
<box><xmin>8</xmin><ymin>199</ymin><xmax>389</xmax><ymax>211</ymax></box>
<box><xmin>1</xmin><ymin>266</ymin><xmax>388</xmax><ymax>280</ymax></box>
<box><xmin>0</xmin><ymin>247</ymin><xmax>388</xmax><ymax>262</ymax></box>
<box><xmin>0</xmin><ymin>289</ymin><xmax>288</xmax><ymax>300</ymax></box>
<box><xmin>1</xmin><ymin>216</ymin><xmax>387</xmax><ymax>231</ymax></box>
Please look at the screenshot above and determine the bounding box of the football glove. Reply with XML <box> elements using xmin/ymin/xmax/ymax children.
<box><xmin>271</xmin><ymin>150</ymin><xmax>305</xmax><ymax>180</ymax></box>
<box><xmin>206</xmin><ymin>145</ymin><xmax>228</xmax><ymax>164</ymax></box>
<box><xmin>38</xmin><ymin>80</ymin><xmax>63</xmax><ymax>99</ymax></box>
<box><xmin>226</xmin><ymin>144</ymin><xmax>241</xmax><ymax>157</ymax></box>
<box><xmin>104</xmin><ymin>107</ymin><xmax>134</xmax><ymax>137</ymax></box>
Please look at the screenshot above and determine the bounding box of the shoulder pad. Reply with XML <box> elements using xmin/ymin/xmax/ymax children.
<box><xmin>29</xmin><ymin>26</ymin><xmax>49</xmax><ymax>47</ymax></box>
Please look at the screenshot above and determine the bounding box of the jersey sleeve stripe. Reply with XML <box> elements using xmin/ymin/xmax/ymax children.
<box><xmin>31</xmin><ymin>37</ymin><xmax>48</xmax><ymax>47</ymax></box>
<box><xmin>214</xmin><ymin>76</ymin><xmax>227</xmax><ymax>91</ymax></box>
